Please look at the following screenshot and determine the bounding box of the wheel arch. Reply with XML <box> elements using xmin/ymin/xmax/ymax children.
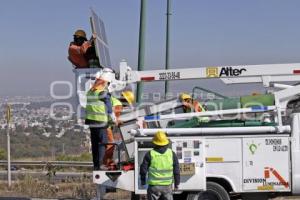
<box><xmin>207</xmin><ymin>175</ymin><xmax>235</xmax><ymax>193</ymax></box>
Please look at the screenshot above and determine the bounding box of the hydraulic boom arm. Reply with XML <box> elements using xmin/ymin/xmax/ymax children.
<box><xmin>118</xmin><ymin>61</ymin><xmax>300</xmax><ymax>87</ymax></box>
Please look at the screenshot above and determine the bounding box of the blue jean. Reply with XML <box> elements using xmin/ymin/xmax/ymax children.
<box><xmin>90</xmin><ymin>127</ymin><xmax>108</xmax><ymax>169</ymax></box>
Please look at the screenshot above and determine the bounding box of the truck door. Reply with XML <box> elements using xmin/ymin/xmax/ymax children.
<box><xmin>242</xmin><ymin>136</ymin><xmax>291</xmax><ymax>192</ymax></box>
<box><xmin>172</xmin><ymin>137</ymin><xmax>206</xmax><ymax>191</ymax></box>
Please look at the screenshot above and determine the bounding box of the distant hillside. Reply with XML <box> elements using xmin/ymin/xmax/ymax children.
<box><xmin>0</xmin><ymin>128</ymin><xmax>89</xmax><ymax>159</ymax></box>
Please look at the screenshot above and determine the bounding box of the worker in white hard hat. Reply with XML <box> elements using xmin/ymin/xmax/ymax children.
<box><xmin>85</xmin><ymin>69</ymin><xmax>116</xmax><ymax>170</ymax></box>
<box><xmin>140</xmin><ymin>130</ymin><xmax>180</xmax><ymax>200</ymax></box>
<box><xmin>68</xmin><ymin>29</ymin><xmax>100</xmax><ymax>68</ymax></box>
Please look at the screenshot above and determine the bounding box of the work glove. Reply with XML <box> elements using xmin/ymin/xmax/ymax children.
<box><xmin>110</xmin><ymin>113</ymin><xmax>117</xmax><ymax>123</ymax></box>
<box><xmin>108</xmin><ymin>113</ymin><xmax>117</xmax><ymax>126</ymax></box>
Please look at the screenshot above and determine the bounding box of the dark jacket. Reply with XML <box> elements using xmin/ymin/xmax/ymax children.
<box><xmin>140</xmin><ymin>145</ymin><xmax>180</xmax><ymax>187</ymax></box>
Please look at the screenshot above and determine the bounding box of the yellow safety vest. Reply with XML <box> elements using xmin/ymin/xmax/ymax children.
<box><xmin>148</xmin><ymin>149</ymin><xmax>174</xmax><ymax>186</ymax></box>
<box><xmin>111</xmin><ymin>96</ymin><xmax>122</xmax><ymax>107</ymax></box>
<box><xmin>85</xmin><ymin>89</ymin><xmax>108</xmax><ymax>122</ymax></box>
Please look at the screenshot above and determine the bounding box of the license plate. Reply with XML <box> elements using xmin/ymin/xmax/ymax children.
<box><xmin>180</xmin><ymin>163</ymin><xmax>195</xmax><ymax>175</ymax></box>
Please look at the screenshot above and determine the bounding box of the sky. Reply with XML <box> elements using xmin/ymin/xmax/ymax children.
<box><xmin>1</xmin><ymin>0</ymin><xmax>300</xmax><ymax>97</ymax></box>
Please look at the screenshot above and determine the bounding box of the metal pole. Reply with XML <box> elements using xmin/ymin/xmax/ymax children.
<box><xmin>131</xmin><ymin>126</ymin><xmax>291</xmax><ymax>136</ymax></box>
<box><xmin>137</xmin><ymin>0</ymin><xmax>147</xmax><ymax>103</ymax></box>
<box><xmin>6</xmin><ymin>126</ymin><xmax>11</xmax><ymax>187</ymax></box>
<box><xmin>6</xmin><ymin>104</ymin><xmax>11</xmax><ymax>187</ymax></box>
<box><xmin>165</xmin><ymin>0</ymin><xmax>172</xmax><ymax>99</ymax></box>
<box><xmin>62</xmin><ymin>143</ymin><xmax>65</xmax><ymax>155</ymax></box>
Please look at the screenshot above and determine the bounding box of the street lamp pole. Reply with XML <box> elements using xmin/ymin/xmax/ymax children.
<box><xmin>6</xmin><ymin>104</ymin><xmax>11</xmax><ymax>187</ymax></box>
<box><xmin>137</xmin><ymin>0</ymin><xmax>147</xmax><ymax>104</ymax></box>
<box><xmin>165</xmin><ymin>0</ymin><xmax>172</xmax><ymax>99</ymax></box>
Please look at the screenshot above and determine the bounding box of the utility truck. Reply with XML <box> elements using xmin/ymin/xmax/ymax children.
<box><xmin>73</xmin><ymin>11</ymin><xmax>300</xmax><ymax>200</ymax></box>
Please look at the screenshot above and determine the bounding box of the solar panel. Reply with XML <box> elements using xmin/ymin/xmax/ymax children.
<box><xmin>90</xmin><ymin>9</ymin><xmax>111</xmax><ymax>68</ymax></box>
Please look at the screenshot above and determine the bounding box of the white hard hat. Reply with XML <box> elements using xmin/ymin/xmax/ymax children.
<box><xmin>95</xmin><ymin>68</ymin><xmax>115</xmax><ymax>83</ymax></box>
<box><xmin>95</xmin><ymin>71</ymin><xmax>102</xmax><ymax>79</ymax></box>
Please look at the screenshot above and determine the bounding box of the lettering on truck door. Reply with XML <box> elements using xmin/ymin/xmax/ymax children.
<box><xmin>242</xmin><ymin>137</ymin><xmax>290</xmax><ymax>191</ymax></box>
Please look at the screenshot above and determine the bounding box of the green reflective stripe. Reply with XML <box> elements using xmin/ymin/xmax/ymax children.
<box><xmin>85</xmin><ymin>111</ymin><xmax>107</xmax><ymax>116</ymax></box>
<box><xmin>148</xmin><ymin>171</ymin><xmax>173</xmax><ymax>180</ymax></box>
<box><xmin>148</xmin><ymin>170</ymin><xmax>173</xmax><ymax>177</ymax></box>
<box><xmin>148</xmin><ymin>149</ymin><xmax>174</xmax><ymax>186</ymax></box>
<box><xmin>86</xmin><ymin>101</ymin><xmax>105</xmax><ymax>105</ymax></box>
<box><xmin>198</xmin><ymin>103</ymin><xmax>206</xmax><ymax>112</ymax></box>
<box><xmin>149</xmin><ymin>167</ymin><xmax>173</xmax><ymax>173</ymax></box>
<box><xmin>147</xmin><ymin>176</ymin><xmax>173</xmax><ymax>186</ymax></box>
<box><xmin>148</xmin><ymin>177</ymin><xmax>174</xmax><ymax>182</ymax></box>
<box><xmin>86</xmin><ymin>115</ymin><xmax>107</xmax><ymax>122</ymax></box>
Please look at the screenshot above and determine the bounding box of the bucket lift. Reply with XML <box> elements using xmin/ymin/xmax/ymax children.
<box><xmin>70</xmin><ymin>10</ymin><xmax>300</xmax><ymax>200</ymax></box>
<box><xmin>72</xmin><ymin>10</ymin><xmax>300</xmax><ymax>165</ymax></box>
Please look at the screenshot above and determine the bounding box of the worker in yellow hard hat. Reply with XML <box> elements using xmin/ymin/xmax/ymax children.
<box><xmin>179</xmin><ymin>93</ymin><xmax>205</xmax><ymax>113</ymax></box>
<box><xmin>179</xmin><ymin>93</ymin><xmax>209</xmax><ymax>123</ymax></box>
<box><xmin>103</xmin><ymin>90</ymin><xmax>135</xmax><ymax>168</ymax></box>
<box><xmin>140</xmin><ymin>130</ymin><xmax>180</xmax><ymax>199</ymax></box>
<box><xmin>68</xmin><ymin>29</ymin><xmax>99</xmax><ymax>68</ymax></box>
<box><xmin>120</xmin><ymin>90</ymin><xmax>135</xmax><ymax>108</ymax></box>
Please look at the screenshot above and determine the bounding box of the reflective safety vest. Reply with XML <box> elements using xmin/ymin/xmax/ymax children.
<box><xmin>110</xmin><ymin>96</ymin><xmax>123</xmax><ymax>119</ymax></box>
<box><xmin>148</xmin><ymin>149</ymin><xmax>173</xmax><ymax>186</ymax></box>
<box><xmin>85</xmin><ymin>89</ymin><xmax>108</xmax><ymax>122</ymax></box>
<box><xmin>185</xmin><ymin>101</ymin><xmax>209</xmax><ymax>123</ymax></box>
<box><xmin>111</xmin><ymin>96</ymin><xmax>122</xmax><ymax>107</ymax></box>
<box><xmin>185</xmin><ymin>100</ymin><xmax>206</xmax><ymax>113</ymax></box>
<box><xmin>194</xmin><ymin>101</ymin><xmax>206</xmax><ymax>112</ymax></box>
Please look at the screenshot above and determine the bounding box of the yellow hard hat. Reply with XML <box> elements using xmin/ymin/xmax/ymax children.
<box><xmin>122</xmin><ymin>90</ymin><xmax>135</xmax><ymax>105</ymax></box>
<box><xmin>152</xmin><ymin>130</ymin><xmax>169</xmax><ymax>146</ymax></box>
<box><xmin>180</xmin><ymin>93</ymin><xmax>192</xmax><ymax>101</ymax></box>
<box><xmin>74</xmin><ymin>29</ymin><xmax>87</xmax><ymax>39</ymax></box>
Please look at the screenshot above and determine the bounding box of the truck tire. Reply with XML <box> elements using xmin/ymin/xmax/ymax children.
<box><xmin>187</xmin><ymin>181</ymin><xmax>230</xmax><ymax>200</ymax></box>
<box><xmin>131</xmin><ymin>192</ymin><xmax>140</xmax><ymax>200</ymax></box>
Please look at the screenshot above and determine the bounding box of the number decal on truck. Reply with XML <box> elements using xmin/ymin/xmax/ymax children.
<box><xmin>265</xmin><ymin>139</ymin><xmax>288</xmax><ymax>152</ymax></box>
<box><xmin>159</xmin><ymin>72</ymin><xmax>181</xmax><ymax>80</ymax></box>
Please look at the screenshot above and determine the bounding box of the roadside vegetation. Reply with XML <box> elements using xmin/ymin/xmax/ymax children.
<box><xmin>0</xmin><ymin>174</ymin><xmax>96</xmax><ymax>199</ymax></box>
<box><xmin>0</xmin><ymin>129</ymin><xmax>89</xmax><ymax>160</ymax></box>
<box><xmin>0</xmin><ymin>148</ymin><xmax>6</xmax><ymax>160</ymax></box>
<box><xmin>0</xmin><ymin>174</ymin><xmax>131</xmax><ymax>199</ymax></box>
<box><xmin>56</xmin><ymin>152</ymin><xmax>92</xmax><ymax>162</ymax></box>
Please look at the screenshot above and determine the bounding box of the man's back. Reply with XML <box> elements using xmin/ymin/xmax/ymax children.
<box><xmin>68</xmin><ymin>41</ymin><xmax>91</xmax><ymax>68</ymax></box>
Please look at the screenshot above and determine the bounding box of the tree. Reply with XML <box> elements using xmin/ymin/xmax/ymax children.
<box><xmin>0</xmin><ymin>148</ymin><xmax>7</xmax><ymax>160</ymax></box>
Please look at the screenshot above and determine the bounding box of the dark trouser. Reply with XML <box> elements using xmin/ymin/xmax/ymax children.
<box><xmin>90</xmin><ymin>127</ymin><xmax>108</xmax><ymax>169</ymax></box>
<box><xmin>147</xmin><ymin>185</ymin><xmax>173</xmax><ymax>200</ymax></box>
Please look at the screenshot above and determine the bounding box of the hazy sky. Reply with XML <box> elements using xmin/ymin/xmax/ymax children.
<box><xmin>1</xmin><ymin>0</ymin><xmax>300</xmax><ymax>97</ymax></box>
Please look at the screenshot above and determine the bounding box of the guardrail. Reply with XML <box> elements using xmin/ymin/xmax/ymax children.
<box><xmin>0</xmin><ymin>160</ymin><xmax>93</xmax><ymax>167</ymax></box>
